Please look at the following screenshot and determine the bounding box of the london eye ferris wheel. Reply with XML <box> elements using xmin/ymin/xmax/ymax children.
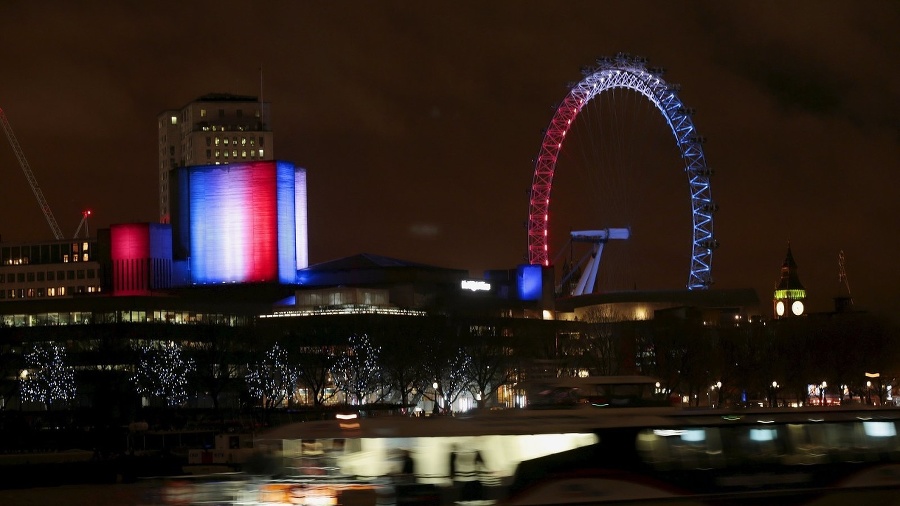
<box><xmin>527</xmin><ymin>53</ymin><xmax>717</xmax><ymax>294</ymax></box>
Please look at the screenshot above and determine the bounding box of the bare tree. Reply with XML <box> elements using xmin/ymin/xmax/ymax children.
<box><xmin>296</xmin><ymin>346</ymin><xmax>338</xmax><ymax>406</ymax></box>
<box><xmin>187</xmin><ymin>327</ymin><xmax>247</xmax><ymax>411</ymax></box>
<box><xmin>466</xmin><ymin>341</ymin><xmax>514</xmax><ymax>409</ymax></box>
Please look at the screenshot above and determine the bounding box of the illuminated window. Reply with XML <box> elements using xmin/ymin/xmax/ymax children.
<box><xmin>255</xmin><ymin>109</ymin><xmax>260</xmax><ymax>118</ymax></box>
<box><xmin>82</xmin><ymin>253</ymin><xmax>88</xmax><ymax>262</ymax></box>
<box><xmin>82</xmin><ymin>242</ymin><xmax>88</xmax><ymax>251</ymax></box>
<box><xmin>251</xmin><ymin>150</ymin><xmax>256</xmax><ymax>157</ymax></box>
<box><xmin>232</xmin><ymin>150</ymin><xmax>237</xmax><ymax>157</ymax></box>
<box><xmin>241</xmin><ymin>137</ymin><xmax>247</xmax><ymax>146</ymax></box>
<box><xmin>200</xmin><ymin>109</ymin><xmax>206</xmax><ymax>117</ymax></box>
<box><xmin>170</xmin><ymin>116</ymin><xmax>177</xmax><ymax>125</ymax></box>
<box><xmin>241</xmin><ymin>150</ymin><xmax>247</xmax><ymax>158</ymax></box>
<box><xmin>215</xmin><ymin>150</ymin><xmax>220</xmax><ymax>158</ymax></box>
<box><xmin>223</xmin><ymin>137</ymin><xmax>229</xmax><ymax>145</ymax></box>
<box><xmin>223</xmin><ymin>151</ymin><xmax>228</xmax><ymax>158</ymax></box>
<box><xmin>250</xmin><ymin>138</ymin><xmax>255</xmax><ymax>146</ymax></box>
<box><xmin>259</xmin><ymin>149</ymin><xmax>264</xmax><ymax>157</ymax></box>
<box><xmin>63</xmin><ymin>254</ymin><xmax>69</xmax><ymax>263</ymax></box>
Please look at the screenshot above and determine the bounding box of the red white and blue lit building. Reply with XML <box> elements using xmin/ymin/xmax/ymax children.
<box><xmin>108</xmin><ymin>160</ymin><xmax>309</xmax><ymax>290</ymax></box>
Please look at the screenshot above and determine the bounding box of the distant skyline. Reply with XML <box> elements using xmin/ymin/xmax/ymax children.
<box><xmin>0</xmin><ymin>2</ymin><xmax>897</xmax><ymax>319</ymax></box>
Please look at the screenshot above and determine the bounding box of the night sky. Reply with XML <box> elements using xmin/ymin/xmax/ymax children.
<box><xmin>0</xmin><ymin>2</ymin><xmax>897</xmax><ymax>319</ymax></box>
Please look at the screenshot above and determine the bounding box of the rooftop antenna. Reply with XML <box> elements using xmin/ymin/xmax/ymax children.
<box><xmin>259</xmin><ymin>66</ymin><xmax>265</xmax><ymax>129</ymax></box>
<box><xmin>835</xmin><ymin>250</ymin><xmax>853</xmax><ymax>312</ymax></box>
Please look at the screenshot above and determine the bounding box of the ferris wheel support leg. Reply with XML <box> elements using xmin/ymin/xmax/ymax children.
<box><xmin>573</xmin><ymin>242</ymin><xmax>605</xmax><ymax>296</ymax></box>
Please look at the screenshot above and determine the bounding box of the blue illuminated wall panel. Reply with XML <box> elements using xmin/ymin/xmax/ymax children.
<box><xmin>184</xmin><ymin>160</ymin><xmax>306</xmax><ymax>285</ymax></box>
<box><xmin>517</xmin><ymin>264</ymin><xmax>543</xmax><ymax>301</ymax></box>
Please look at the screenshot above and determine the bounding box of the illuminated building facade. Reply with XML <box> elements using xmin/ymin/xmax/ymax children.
<box><xmin>171</xmin><ymin>160</ymin><xmax>308</xmax><ymax>285</ymax></box>
<box><xmin>158</xmin><ymin>93</ymin><xmax>273</xmax><ymax>224</ymax></box>
<box><xmin>110</xmin><ymin>223</ymin><xmax>173</xmax><ymax>296</ymax></box>
<box><xmin>0</xmin><ymin>239</ymin><xmax>101</xmax><ymax>300</ymax></box>
<box><xmin>773</xmin><ymin>244</ymin><xmax>807</xmax><ymax>318</ymax></box>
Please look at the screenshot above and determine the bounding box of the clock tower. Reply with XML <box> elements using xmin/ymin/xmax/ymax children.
<box><xmin>774</xmin><ymin>243</ymin><xmax>807</xmax><ymax>318</ymax></box>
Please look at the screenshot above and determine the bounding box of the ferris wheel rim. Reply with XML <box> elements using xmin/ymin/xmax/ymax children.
<box><xmin>527</xmin><ymin>54</ymin><xmax>716</xmax><ymax>290</ymax></box>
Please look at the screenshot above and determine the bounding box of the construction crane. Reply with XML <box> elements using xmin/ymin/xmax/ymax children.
<box><xmin>0</xmin><ymin>106</ymin><xmax>65</xmax><ymax>240</ymax></box>
<box><xmin>73</xmin><ymin>209</ymin><xmax>92</xmax><ymax>239</ymax></box>
<box><xmin>835</xmin><ymin>250</ymin><xmax>854</xmax><ymax>313</ymax></box>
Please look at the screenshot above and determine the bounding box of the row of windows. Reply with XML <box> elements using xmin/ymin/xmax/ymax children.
<box><xmin>1</xmin><ymin>310</ymin><xmax>248</xmax><ymax>327</ymax></box>
<box><xmin>0</xmin><ymin>269</ymin><xmax>96</xmax><ymax>283</ymax></box>
<box><xmin>637</xmin><ymin>420</ymin><xmax>900</xmax><ymax>470</ymax></box>
<box><xmin>207</xmin><ymin>149</ymin><xmax>265</xmax><ymax>160</ymax></box>
<box><xmin>198</xmin><ymin>108</ymin><xmax>260</xmax><ymax>119</ymax></box>
<box><xmin>2</xmin><ymin>243</ymin><xmax>92</xmax><ymax>265</ymax></box>
<box><xmin>0</xmin><ymin>285</ymin><xmax>100</xmax><ymax>299</ymax></box>
<box><xmin>208</xmin><ymin>136</ymin><xmax>264</xmax><ymax>147</ymax></box>
<box><xmin>3</xmin><ymin>256</ymin><xmax>90</xmax><ymax>266</ymax></box>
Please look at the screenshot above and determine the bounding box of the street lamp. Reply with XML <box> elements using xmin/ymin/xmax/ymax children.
<box><xmin>709</xmin><ymin>382</ymin><xmax>722</xmax><ymax>408</ymax></box>
<box><xmin>432</xmin><ymin>382</ymin><xmax>440</xmax><ymax>415</ymax></box>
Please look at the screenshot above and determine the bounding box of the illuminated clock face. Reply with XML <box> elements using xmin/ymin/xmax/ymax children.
<box><xmin>776</xmin><ymin>301</ymin><xmax>785</xmax><ymax>316</ymax></box>
<box><xmin>791</xmin><ymin>300</ymin><xmax>804</xmax><ymax>316</ymax></box>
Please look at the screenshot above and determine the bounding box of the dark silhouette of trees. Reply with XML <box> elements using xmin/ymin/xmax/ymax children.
<box><xmin>465</xmin><ymin>339</ymin><xmax>514</xmax><ymax>409</ymax></box>
<box><xmin>187</xmin><ymin>326</ymin><xmax>248</xmax><ymax>411</ymax></box>
<box><xmin>296</xmin><ymin>346</ymin><xmax>338</xmax><ymax>406</ymax></box>
<box><xmin>377</xmin><ymin>329</ymin><xmax>428</xmax><ymax>410</ymax></box>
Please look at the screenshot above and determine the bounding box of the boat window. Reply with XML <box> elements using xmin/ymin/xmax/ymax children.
<box><xmin>638</xmin><ymin>421</ymin><xmax>900</xmax><ymax>471</ymax></box>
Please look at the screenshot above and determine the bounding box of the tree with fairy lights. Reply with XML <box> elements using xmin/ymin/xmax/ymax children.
<box><xmin>245</xmin><ymin>343</ymin><xmax>298</xmax><ymax>410</ymax></box>
<box><xmin>132</xmin><ymin>341</ymin><xmax>195</xmax><ymax>407</ymax></box>
<box><xmin>423</xmin><ymin>330</ymin><xmax>471</xmax><ymax>413</ymax></box>
<box><xmin>333</xmin><ymin>334</ymin><xmax>383</xmax><ymax>405</ymax></box>
<box><xmin>436</xmin><ymin>349</ymin><xmax>472</xmax><ymax>413</ymax></box>
<box><xmin>19</xmin><ymin>342</ymin><xmax>76</xmax><ymax>410</ymax></box>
